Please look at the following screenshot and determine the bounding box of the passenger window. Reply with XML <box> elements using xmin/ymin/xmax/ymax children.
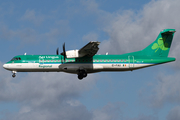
<box><xmin>19</xmin><ymin>58</ymin><xmax>21</xmax><ymax>60</ymax></box>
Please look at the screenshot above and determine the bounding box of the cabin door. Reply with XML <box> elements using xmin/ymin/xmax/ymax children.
<box><xmin>128</xmin><ymin>56</ymin><xmax>134</xmax><ymax>68</ymax></box>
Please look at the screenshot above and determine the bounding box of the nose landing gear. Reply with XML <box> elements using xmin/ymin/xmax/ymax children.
<box><xmin>12</xmin><ymin>71</ymin><xmax>17</xmax><ymax>78</ymax></box>
<box><xmin>12</xmin><ymin>73</ymin><xmax>16</xmax><ymax>78</ymax></box>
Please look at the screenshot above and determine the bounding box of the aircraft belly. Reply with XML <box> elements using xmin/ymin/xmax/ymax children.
<box><xmin>60</xmin><ymin>64</ymin><xmax>93</xmax><ymax>74</ymax></box>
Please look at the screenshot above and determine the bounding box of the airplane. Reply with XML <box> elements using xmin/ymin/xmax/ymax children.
<box><xmin>3</xmin><ymin>29</ymin><xmax>176</xmax><ymax>80</ymax></box>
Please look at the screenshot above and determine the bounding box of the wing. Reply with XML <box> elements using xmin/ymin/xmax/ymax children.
<box><xmin>64</xmin><ymin>41</ymin><xmax>100</xmax><ymax>58</ymax></box>
<box><xmin>79</xmin><ymin>41</ymin><xmax>100</xmax><ymax>57</ymax></box>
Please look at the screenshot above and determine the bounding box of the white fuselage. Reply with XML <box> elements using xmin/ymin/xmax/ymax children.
<box><xmin>3</xmin><ymin>62</ymin><xmax>154</xmax><ymax>74</ymax></box>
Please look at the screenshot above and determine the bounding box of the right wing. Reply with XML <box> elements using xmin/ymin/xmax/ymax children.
<box><xmin>65</xmin><ymin>41</ymin><xmax>100</xmax><ymax>58</ymax></box>
<box><xmin>78</xmin><ymin>41</ymin><xmax>100</xmax><ymax>57</ymax></box>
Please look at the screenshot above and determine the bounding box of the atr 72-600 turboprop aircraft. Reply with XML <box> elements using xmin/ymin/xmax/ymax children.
<box><xmin>3</xmin><ymin>29</ymin><xmax>176</xmax><ymax>80</ymax></box>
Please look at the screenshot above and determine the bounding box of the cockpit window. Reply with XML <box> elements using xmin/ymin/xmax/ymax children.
<box><xmin>11</xmin><ymin>58</ymin><xmax>15</xmax><ymax>61</ymax></box>
<box><xmin>11</xmin><ymin>57</ymin><xmax>21</xmax><ymax>61</ymax></box>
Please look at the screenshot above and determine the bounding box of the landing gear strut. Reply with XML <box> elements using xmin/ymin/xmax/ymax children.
<box><xmin>78</xmin><ymin>70</ymin><xmax>87</xmax><ymax>80</ymax></box>
<box><xmin>12</xmin><ymin>71</ymin><xmax>17</xmax><ymax>78</ymax></box>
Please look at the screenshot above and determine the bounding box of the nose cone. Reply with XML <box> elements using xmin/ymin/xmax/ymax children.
<box><xmin>3</xmin><ymin>64</ymin><xmax>8</xmax><ymax>69</ymax></box>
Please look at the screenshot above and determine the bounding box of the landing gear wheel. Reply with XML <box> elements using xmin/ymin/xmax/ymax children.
<box><xmin>12</xmin><ymin>71</ymin><xmax>17</xmax><ymax>78</ymax></box>
<box><xmin>77</xmin><ymin>69</ymin><xmax>87</xmax><ymax>80</ymax></box>
<box><xmin>78</xmin><ymin>75</ymin><xmax>83</xmax><ymax>80</ymax></box>
<box><xmin>12</xmin><ymin>74</ymin><xmax>16</xmax><ymax>78</ymax></box>
<box><xmin>83</xmin><ymin>72</ymin><xmax>87</xmax><ymax>77</ymax></box>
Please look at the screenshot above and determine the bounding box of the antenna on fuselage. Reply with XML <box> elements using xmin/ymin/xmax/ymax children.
<box><xmin>24</xmin><ymin>53</ymin><xmax>27</xmax><ymax>55</ymax></box>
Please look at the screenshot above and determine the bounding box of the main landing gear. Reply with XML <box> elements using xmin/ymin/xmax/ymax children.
<box><xmin>12</xmin><ymin>71</ymin><xmax>17</xmax><ymax>78</ymax></box>
<box><xmin>78</xmin><ymin>69</ymin><xmax>87</xmax><ymax>80</ymax></box>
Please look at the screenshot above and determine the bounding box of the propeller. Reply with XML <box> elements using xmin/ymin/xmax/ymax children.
<box><xmin>56</xmin><ymin>47</ymin><xmax>59</xmax><ymax>55</ymax></box>
<box><xmin>61</xmin><ymin>43</ymin><xmax>66</xmax><ymax>61</ymax></box>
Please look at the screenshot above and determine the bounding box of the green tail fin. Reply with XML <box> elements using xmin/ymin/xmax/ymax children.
<box><xmin>141</xmin><ymin>29</ymin><xmax>176</xmax><ymax>57</ymax></box>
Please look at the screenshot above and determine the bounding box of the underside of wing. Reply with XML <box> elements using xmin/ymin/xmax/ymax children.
<box><xmin>65</xmin><ymin>41</ymin><xmax>100</xmax><ymax>58</ymax></box>
<box><xmin>78</xmin><ymin>41</ymin><xmax>100</xmax><ymax>57</ymax></box>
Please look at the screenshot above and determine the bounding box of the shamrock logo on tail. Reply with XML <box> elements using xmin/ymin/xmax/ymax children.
<box><xmin>152</xmin><ymin>38</ymin><xmax>168</xmax><ymax>52</ymax></box>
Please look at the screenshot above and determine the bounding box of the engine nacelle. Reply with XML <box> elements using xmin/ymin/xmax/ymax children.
<box><xmin>66</xmin><ymin>50</ymin><xmax>86</xmax><ymax>58</ymax></box>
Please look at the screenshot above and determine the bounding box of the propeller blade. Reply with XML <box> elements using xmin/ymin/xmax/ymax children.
<box><xmin>60</xmin><ymin>43</ymin><xmax>66</xmax><ymax>62</ymax></box>
<box><xmin>56</xmin><ymin>47</ymin><xmax>59</xmax><ymax>55</ymax></box>
<box><xmin>63</xmin><ymin>43</ymin><xmax>66</xmax><ymax>61</ymax></box>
